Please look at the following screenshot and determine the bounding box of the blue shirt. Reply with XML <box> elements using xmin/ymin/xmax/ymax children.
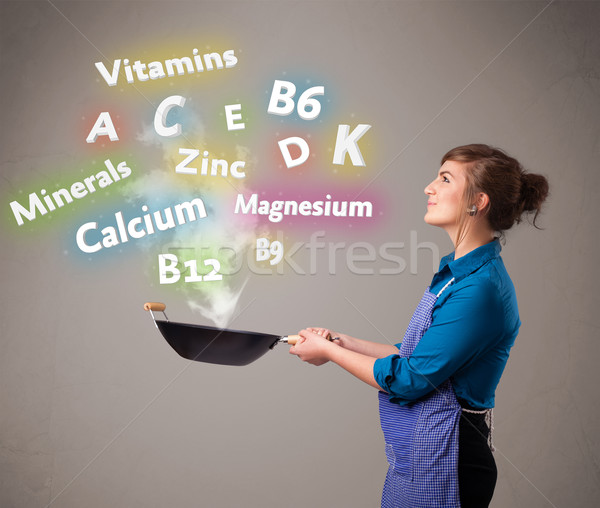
<box><xmin>373</xmin><ymin>239</ymin><xmax>521</xmax><ymax>409</ymax></box>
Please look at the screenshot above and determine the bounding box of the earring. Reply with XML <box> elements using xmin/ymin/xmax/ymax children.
<box><xmin>467</xmin><ymin>205</ymin><xmax>477</xmax><ymax>216</ymax></box>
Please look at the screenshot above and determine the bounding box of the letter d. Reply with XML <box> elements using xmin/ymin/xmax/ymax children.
<box><xmin>278</xmin><ymin>136</ymin><xmax>309</xmax><ymax>168</ymax></box>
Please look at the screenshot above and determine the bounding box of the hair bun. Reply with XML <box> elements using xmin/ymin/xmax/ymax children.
<box><xmin>519</xmin><ymin>172</ymin><xmax>549</xmax><ymax>226</ymax></box>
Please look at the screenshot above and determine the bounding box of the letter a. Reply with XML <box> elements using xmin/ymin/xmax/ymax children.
<box><xmin>86</xmin><ymin>112</ymin><xmax>119</xmax><ymax>143</ymax></box>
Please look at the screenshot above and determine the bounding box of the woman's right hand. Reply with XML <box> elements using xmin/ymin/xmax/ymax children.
<box><xmin>307</xmin><ymin>327</ymin><xmax>337</xmax><ymax>341</ymax></box>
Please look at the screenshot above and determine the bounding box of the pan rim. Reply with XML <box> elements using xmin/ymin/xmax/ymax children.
<box><xmin>154</xmin><ymin>319</ymin><xmax>281</xmax><ymax>340</ymax></box>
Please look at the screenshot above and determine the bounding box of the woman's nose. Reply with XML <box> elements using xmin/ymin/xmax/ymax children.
<box><xmin>424</xmin><ymin>182</ymin><xmax>435</xmax><ymax>195</ymax></box>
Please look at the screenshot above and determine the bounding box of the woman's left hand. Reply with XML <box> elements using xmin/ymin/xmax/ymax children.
<box><xmin>289</xmin><ymin>328</ymin><xmax>337</xmax><ymax>366</ymax></box>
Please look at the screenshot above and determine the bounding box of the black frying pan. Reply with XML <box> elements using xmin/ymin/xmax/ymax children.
<box><xmin>143</xmin><ymin>302</ymin><xmax>301</xmax><ymax>366</ymax></box>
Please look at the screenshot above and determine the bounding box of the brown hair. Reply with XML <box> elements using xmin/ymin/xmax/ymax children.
<box><xmin>441</xmin><ymin>144</ymin><xmax>549</xmax><ymax>244</ymax></box>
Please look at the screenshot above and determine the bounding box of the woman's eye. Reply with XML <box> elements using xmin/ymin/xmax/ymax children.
<box><xmin>442</xmin><ymin>176</ymin><xmax>450</xmax><ymax>183</ymax></box>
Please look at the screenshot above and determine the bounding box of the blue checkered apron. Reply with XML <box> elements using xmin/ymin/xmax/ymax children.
<box><xmin>379</xmin><ymin>279</ymin><xmax>461</xmax><ymax>508</ymax></box>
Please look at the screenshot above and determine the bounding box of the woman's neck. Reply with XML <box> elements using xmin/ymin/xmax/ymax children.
<box><xmin>452</xmin><ymin>227</ymin><xmax>496</xmax><ymax>260</ymax></box>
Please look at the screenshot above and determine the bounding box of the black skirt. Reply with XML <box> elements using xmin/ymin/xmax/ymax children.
<box><xmin>458</xmin><ymin>407</ymin><xmax>498</xmax><ymax>508</ymax></box>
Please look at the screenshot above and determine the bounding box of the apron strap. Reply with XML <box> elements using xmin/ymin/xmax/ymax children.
<box><xmin>436</xmin><ymin>277</ymin><xmax>455</xmax><ymax>298</ymax></box>
<box><xmin>461</xmin><ymin>407</ymin><xmax>495</xmax><ymax>451</ymax></box>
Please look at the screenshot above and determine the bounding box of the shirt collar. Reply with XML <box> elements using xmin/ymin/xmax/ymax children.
<box><xmin>438</xmin><ymin>239</ymin><xmax>502</xmax><ymax>283</ymax></box>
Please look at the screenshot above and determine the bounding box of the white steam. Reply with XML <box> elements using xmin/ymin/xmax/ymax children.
<box><xmin>127</xmin><ymin>108</ymin><xmax>260</xmax><ymax>328</ymax></box>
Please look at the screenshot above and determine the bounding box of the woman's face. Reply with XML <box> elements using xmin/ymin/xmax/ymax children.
<box><xmin>424</xmin><ymin>160</ymin><xmax>468</xmax><ymax>235</ymax></box>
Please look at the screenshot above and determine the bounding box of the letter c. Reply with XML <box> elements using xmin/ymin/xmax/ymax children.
<box><xmin>76</xmin><ymin>222</ymin><xmax>102</xmax><ymax>253</ymax></box>
<box><xmin>154</xmin><ymin>95</ymin><xmax>186</xmax><ymax>138</ymax></box>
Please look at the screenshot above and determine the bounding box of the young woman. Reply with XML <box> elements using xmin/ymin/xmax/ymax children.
<box><xmin>289</xmin><ymin>144</ymin><xmax>549</xmax><ymax>508</ymax></box>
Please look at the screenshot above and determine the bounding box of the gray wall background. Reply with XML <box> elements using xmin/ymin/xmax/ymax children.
<box><xmin>1</xmin><ymin>1</ymin><xmax>599</xmax><ymax>507</ymax></box>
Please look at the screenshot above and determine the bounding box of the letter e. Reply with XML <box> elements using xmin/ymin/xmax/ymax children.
<box><xmin>224</xmin><ymin>104</ymin><xmax>245</xmax><ymax>131</ymax></box>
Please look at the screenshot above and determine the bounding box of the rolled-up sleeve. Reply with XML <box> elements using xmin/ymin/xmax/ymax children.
<box><xmin>373</xmin><ymin>278</ymin><xmax>505</xmax><ymax>405</ymax></box>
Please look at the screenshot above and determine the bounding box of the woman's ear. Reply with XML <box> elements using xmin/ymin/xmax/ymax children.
<box><xmin>476</xmin><ymin>192</ymin><xmax>490</xmax><ymax>214</ymax></box>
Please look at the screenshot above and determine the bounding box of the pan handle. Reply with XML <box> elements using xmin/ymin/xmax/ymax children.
<box><xmin>280</xmin><ymin>334</ymin><xmax>301</xmax><ymax>345</ymax></box>
<box><xmin>144</xmin><ymin>302</ymin><xmax>166</xmax><ymax>312</ymax></box>
<box><xmin>143</xmin><ymin>302</ymin><xmax>169</xmax><ymax>324</ymax></box>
